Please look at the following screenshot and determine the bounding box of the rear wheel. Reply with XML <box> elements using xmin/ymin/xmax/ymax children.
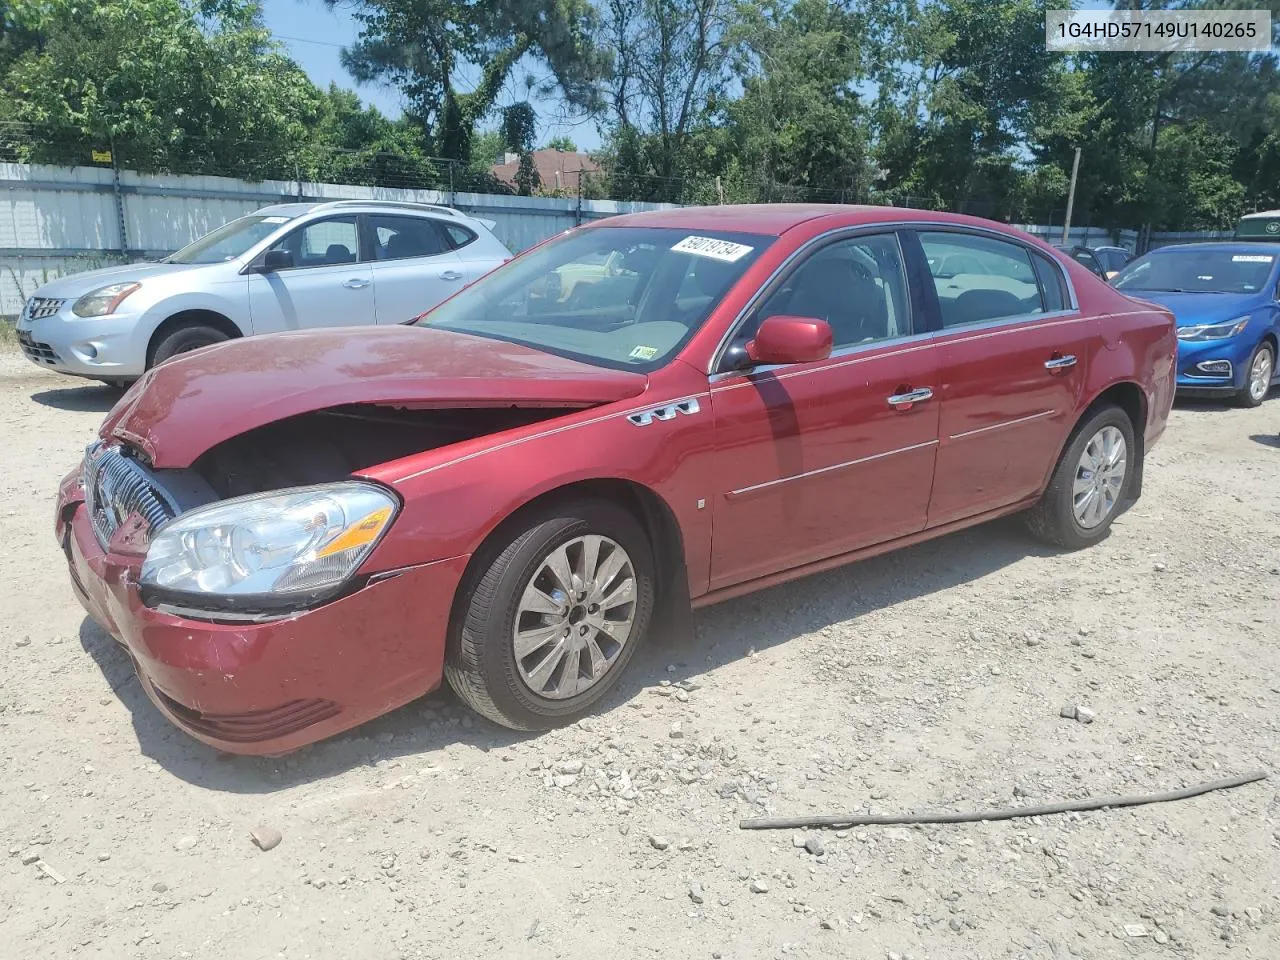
<box><xmin>1025</xmin><ymin>405</ymin><xmax>1134</xmax><ymax>550</ymax></box>
<box><xmin>149</xmin><ymin>322</ymin><xmax>230</xmax><ymax>367</ymax></box>
<box><xmin>445</xmin><ymin>500</ymin><xmax>656</xmax><ymax>730</ymax></box>
<box><xmin>1236</xmin><ymin>341</ymin><xmax>1274</xmax><ymax>408</ymax></box>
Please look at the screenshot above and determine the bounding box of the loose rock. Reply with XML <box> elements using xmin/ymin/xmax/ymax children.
<box><xmin>249</xmin><ymin>826</ymin><xmax>282</xmax><ymax>852</ymax></box>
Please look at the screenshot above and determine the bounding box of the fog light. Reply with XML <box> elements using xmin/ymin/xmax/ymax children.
<box><xmin>81</xmin><ymin>343</ymin><xmax>99</xmax><ymax>359</ymax></box>
<box><xmin>1194</xmin><ymin>360</ymin><xmax>1231</xmax><ymax>376</ymax></box>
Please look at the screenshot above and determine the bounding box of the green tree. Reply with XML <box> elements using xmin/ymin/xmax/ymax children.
<box><xmin>1</xmin><ymin>0</ymin><xmax>323</xmax><ymax>177</ymax></box>
<box><xmin>720</xmin><ymin>0</ymin><xmax>871</xmax><ymax>201</ymax></box>
<box><xmin>334</xmin><ymin>0</ymin><xmax>606</xmax><ymax>166</ymax></box>
<box><xmin>543</xmin><ymin>134</ymin><xmax>578</xmax><ymax>151</ymax></box>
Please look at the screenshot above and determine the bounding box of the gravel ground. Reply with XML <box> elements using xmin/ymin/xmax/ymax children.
<box><xmin>2</xmin><ymin>346</ymin><xmax>1279</xmax><ymax>960</ymax></box>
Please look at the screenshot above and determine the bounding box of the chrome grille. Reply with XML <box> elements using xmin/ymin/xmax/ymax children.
<box><xmin>82</xmin><ymin>442</ymin><xmax>177</xmax><ymax>550</ymax></box>
<box><xmin>25</xmin><ymin>297</ymin><xmax>65</xmax><ymax>321</ymax></box>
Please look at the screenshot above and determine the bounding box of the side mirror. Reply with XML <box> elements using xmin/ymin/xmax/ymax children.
<box><xmin>745</xmin><ymin>315</ymin><xmax>833</xmax><ymax>366</ymax></box>
<box><xmin>251</xmin><ymin>249</ymin><xmax>294</xmax><ymax>273</ymax></box>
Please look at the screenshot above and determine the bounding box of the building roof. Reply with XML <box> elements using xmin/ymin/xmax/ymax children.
<box><xmin>490</xmin><ymin>150</ymin><xmax>601</xmax><ymax>192</ymax></box>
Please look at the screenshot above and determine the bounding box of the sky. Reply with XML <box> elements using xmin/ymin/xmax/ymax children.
<box><xmin>260</xmin><ymin>0</ymin><xmax>603</xmax><ymax>152</ymax></box>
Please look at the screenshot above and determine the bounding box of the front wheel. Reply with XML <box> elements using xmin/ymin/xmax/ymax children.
<box><xmin>1025</xmin><ymin>405</ymin><xmax>1135</xmax><ymax>550</ymax></box>
<box><xmin>445</xmin><ymin>500</ymin><xmax>656</xmax><ymax>730</ymax></box>
<box><xmin>1236</xmin><ymin>342</ymin><xmax>1274</xmax><ymax>408</ymax></box>
<box><xmin>149</xmin><ymin>322</ymin><xmax>229</xmax><ymax>368</ymax></box>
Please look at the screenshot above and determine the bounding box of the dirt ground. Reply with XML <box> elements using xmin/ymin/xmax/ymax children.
<box><xmin>1</xmin><ymin>345</ymin><xmax>1278</xmax><ymax>960</ymax></box>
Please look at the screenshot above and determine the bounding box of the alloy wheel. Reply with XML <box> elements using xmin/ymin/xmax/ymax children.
<box><xmin>513</xmin><ymin>535</ymin><xmax>638</xmax><ymax>700</ymax></box>
<box><xmin>1072</xmin><ymin>425</ymin><xmax>1127</xmax><ymax>529</ymax></box>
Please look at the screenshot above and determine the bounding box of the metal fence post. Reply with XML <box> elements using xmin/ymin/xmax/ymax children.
<box><xmin>109</xmin><ymin>140</ymin><xmax>128</xmax><ymax>259</ymax></box>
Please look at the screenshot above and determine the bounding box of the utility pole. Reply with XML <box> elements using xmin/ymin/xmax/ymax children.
<box><xmin>1062</xmin><ymin>146</ymin><xmax>1081</xmax><ymax>245</ymax></box>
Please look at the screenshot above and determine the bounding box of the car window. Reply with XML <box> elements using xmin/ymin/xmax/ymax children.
<box><xmin>167</xmin><ymin>214</ymin><xmax>296</xmax><ymax>265</ymax></box>
<box><xmin>270</xmin><ymin>217</ymin><xmax>361</xmax><ymax>268</ymax></box>
<box><xmin>1113</xmin><ymin>249</ymin><xmax>1276</xmax><ymax>294</ymax></box>
<box><xmin>920</xmin><ymin>232</ymin><xmax>1044</xmax><ymax>328</ymax></box>
<box><xmin>422</xmin><ymin>226</ymin><xmax>772</xmax><ymax>372</ymax></box>
<box><xmin>1097</xmin><ymin>249</ymin><xmax>1129</xmax><ymax>272</ymax></box>
<box><xmin>1032</xmin><ymin>252</ymin><xmax>1070</xmax><ymax>312</ymax></box>
<box><xmin>746</xmin><ymin>233</ymin><xmax>912</xmax><ymax>349</ymax></box>
<box><xmin>443</xmin><ymin>224</ymin><xmax>477</xmax><ymax>250</ymax></box>
<box><xmin>1072</xmin><ymin>249</ymin><xmax>1103</xmax><ymax>275</ymax></box>
<box><xmin>370</xmin><ymin>215</ymin><xmax>447</xmax><ymax>260</ymax></box>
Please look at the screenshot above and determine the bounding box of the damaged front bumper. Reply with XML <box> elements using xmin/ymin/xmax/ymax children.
<box><xmin>56</xmin><ymin>471</ymin><xmax>469</xmax><ymax>755</ymax></box>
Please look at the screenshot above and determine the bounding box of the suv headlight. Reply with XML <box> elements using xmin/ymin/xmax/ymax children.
<box><xmin>73</xmin><ymin>282</ymin><xmax>141</xmax><ymax>318</ymax></box>
<box><xmin>140</xmin><ymin>482</ymin><xmax>399</xmax><ymax>612</ymax></box>
<box><xmin>1176</xmin><ymin>316</ymin><xmax>1249</xmax><ymax>341</ymax></box>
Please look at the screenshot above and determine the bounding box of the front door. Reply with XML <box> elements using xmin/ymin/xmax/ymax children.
<box><xmin>247</xmin><ymin>215</ymin><xmax>375</xmax><ymax>333</ymax></box>
<box><xmin>709</xmin><ymin>231</ymin><xmax>941</xmax><ymax>590</ymax></box>
<box><xmin>917</xmin><ymin>229</ymin><xmax>1093</xmax><ymax>525</ymax></box>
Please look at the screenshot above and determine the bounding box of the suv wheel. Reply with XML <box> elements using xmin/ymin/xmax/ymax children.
<box><xmin>150</xmin><ymin>322</ymin><xmax>230</xmax><ymax>367</ymax></box>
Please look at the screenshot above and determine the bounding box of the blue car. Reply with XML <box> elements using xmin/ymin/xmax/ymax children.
<box><xmin>1112</xmin><ymin>243</ymin><xmax>1280</xmax><ymax>407</ymax></box>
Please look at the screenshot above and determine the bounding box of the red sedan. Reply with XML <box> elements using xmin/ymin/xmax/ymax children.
<box><xmin>55</xmin><ymin>205</ymin><xmax>1176</xmax><ymax>754</ymax></box>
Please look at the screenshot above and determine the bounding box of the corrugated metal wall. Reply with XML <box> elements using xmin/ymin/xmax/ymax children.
<box><xmin>0</xmin><ymin>163</ymin><xmax>676</xmax><ymax>317</ymax></box>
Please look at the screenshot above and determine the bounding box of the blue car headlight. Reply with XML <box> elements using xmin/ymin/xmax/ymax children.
<box><xmin>1176</xmin><ymin>316</ymin><xmax>1250</xmax><ymax>342</ymax></box>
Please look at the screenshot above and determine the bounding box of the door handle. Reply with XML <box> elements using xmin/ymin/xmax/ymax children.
<box><xmin>1044</xmin><ymin>354</ymin><xmax>1078</xmax><ymax>370</ymax></box>
<box><xmin>343</xmin><ymin>278</ymin><xmax>370</xmax><ymax>289</ymax></box>
<box><xmin>887</xmin><ymin>387</ymin><xmax>934</xmax><ymax>408</ymax></box>
<box><xmin>439</xmin><ymin>270</ymin><xmax>463</xmax><ymax>281</ymax></box>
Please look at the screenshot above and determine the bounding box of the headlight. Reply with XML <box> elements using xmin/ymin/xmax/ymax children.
<box><xmin>140</xmin><ymin>482</ymin><xmax>399</xmax><ymax>612</ymax></box>
<box><xmin>1176</xmin><ymin>316</ymin><xmax>1249</xmax><ymax>341</ymax></box>
<box><xmin>73</xmin><ymin>282</ymin><xmax>141</xmax><ymax>318</ymax></box>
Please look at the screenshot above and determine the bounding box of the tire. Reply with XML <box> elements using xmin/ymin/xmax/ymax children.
<box><xmin>149</xmin><ymin>322</ymin><xmax>230</xmax><ymax>368</ymax></box>
<box><xmin>1235</xmin><ymin>341</ymin><xmax>1274</xmax><ymax>408</ymax></box>
<box><xmin>1025</xmin><ymin>405</ymin><xmax>1135</xmax><ymax>550</ymax></box>
<box><xmin>445</xmin><ymin>500</ymin><xmax>656</xmax><ymax>730</ymax></box>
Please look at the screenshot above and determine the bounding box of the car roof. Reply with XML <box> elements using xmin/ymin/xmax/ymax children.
<box><xmin>1147</xmin><ymin>241</ymin><xmax>1280</xmax><ymax>254</ymax></box>
<box><xmin>594</xmin><ymin>203</ymin><xmax>1032</xmax><ymax>238</ymax></box>
<box><xmin>251</xmin><ymin>200</ymin><xmax>479</xmax><ymax>221</ymax></box>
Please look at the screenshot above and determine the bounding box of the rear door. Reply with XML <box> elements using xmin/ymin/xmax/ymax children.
<box><xmin>916</xmin><ymin>229</ymin><xmax>1094</xmax><ymax>526</ymax></box>
<box><xmin>366</xmin><ymin>214</ymin><xmax>464</xmax><ymax>324</ymax></box>
<box><xmin>247</xmin><ymin>215</ymin><xmax>374</xmax><ymax>332</ymax></box>
<box><xmin>708</xmin><ymin>230</ymin><xmax>941</xmax><ymax>589</ymax></box>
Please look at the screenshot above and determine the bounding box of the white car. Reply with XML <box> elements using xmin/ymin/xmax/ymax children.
<box><xmin>15</xmin><ymin>200</ymin><xmax>512</xmax><ymax>383</ymax></box>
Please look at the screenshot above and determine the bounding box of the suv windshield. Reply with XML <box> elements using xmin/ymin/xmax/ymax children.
<box><xmin>167</xmin><ymin>214</ymin><xmax>295</xmax><ymax>265</ymax></box>
<box><xmin>418</xmin><ymin>226</ymin><xmax>773</xmax><ymax>371</ymax></box>
<box><xmin>1113</xmin><ymin>249</ymin><xmax>1276</xmax><ymax>294</ymax></box>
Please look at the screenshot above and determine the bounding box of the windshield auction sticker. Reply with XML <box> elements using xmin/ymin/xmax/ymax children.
<box><xmin>671</xmin><ymin>236</ymin><xmax>755</xmax><ymax>262</ymax></box>
<box><xmin>1232</xmin><ymin>255</ymin><xmax>1274</xmax><ymax>263</ymax></box>
<box><xmin>1046</xmin><ymin>10</ymin><xmax>1270</xmax><ymax>52</ymax></box>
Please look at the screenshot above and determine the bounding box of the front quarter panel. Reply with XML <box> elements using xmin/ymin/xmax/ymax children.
<box><xmin>357</xmin><ymin>361</ymin><xmax>717</xmax><ymax>597</ymax></box>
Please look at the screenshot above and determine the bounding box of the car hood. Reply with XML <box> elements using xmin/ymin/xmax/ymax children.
<box><xmin>100</xmin><ymin>326</ymin><xmax>649</xmax><ymax>468</ymax></box>
<box><xmin>1125</xmin><ymin>291</ymin><xmax>1266</xmax><ymax>327</ymax></box>
<box><xmin>34</xmin><ymin>261</ymin><xmax>202</xmax><ymax>299</ymax></box>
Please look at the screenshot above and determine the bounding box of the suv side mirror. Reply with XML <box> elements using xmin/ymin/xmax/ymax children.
<box><xmin>746</xmin><ymin>315</ymin><xmax>833</xmax><ymax>366</ymax></box>
<box><xmin>252</xmin><ymin>249</ymin><xmax>294</xmax><ymax>273</ymax></box>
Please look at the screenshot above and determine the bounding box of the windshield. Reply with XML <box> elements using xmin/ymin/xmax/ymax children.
<box><xmin>167</xmin><ymin>214</ymin><xmax>295</xmax><ymax>265</ymax></box>
<box><xmin>1113</xmin><ymin>249</ymin><xmax>1276</xmax><ymax>294</ymax></box>
<box><xmin>418</xmin><ymin>226</ymin><xmax>773</xmax><ymax>371</ymax></box>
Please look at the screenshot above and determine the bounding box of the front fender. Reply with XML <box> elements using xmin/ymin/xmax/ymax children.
<box><xmin>358</xmin><ymin>380</ymin><xmax>718</xmax><ymax>598</ymax></box>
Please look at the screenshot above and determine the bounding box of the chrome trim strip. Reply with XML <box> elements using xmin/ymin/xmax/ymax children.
<box><xmin>392</xmin><ymin>393</ymin><xmax>710</xmax><ymax>484</ymax></box>
<box><xmin>627</xmin><ymin>397</ymin><xmax>701</xmax><ymax>426</ymax></box>
<box><xmin>948</xmin><ymin>409</ymin><xmax>1057</xmax><ymax>441</ymax></box>
<box><xmin>726</xmin><ymin>440</ymin><xmax>939</xmax><ymax>499</ymax></box>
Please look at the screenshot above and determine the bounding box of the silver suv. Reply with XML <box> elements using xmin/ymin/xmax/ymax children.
<box><xmin>15</xmin><ymin>200</ymin><xmax>512</xmax><ymax>383</ymax></box>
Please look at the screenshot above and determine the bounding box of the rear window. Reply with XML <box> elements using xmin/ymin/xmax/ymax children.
<box><xmin>443</xmin><ymin>224</ymin><xmax>477</xmax><ymax>250</ymax></box>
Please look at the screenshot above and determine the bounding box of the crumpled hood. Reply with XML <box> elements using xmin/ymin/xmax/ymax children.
<box><xmin>33</xmin><ymin>261</ymin><xmax>201</xmax><ymax>300</ymax></box>
<box><xmin>1131</xmin><ymin>291</ymin><xmax>1266</xmax><ymax>327</ymax></box>
<box><xmin>100</xmin><ymin>326</ymin><xmax>648</xmax><ymax>468</ymax></box>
